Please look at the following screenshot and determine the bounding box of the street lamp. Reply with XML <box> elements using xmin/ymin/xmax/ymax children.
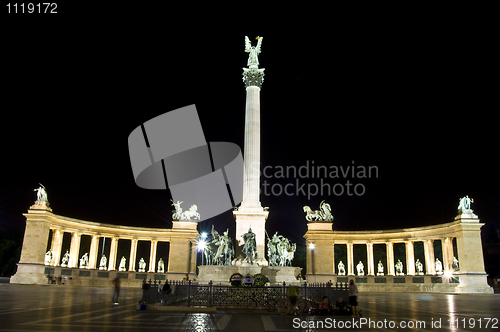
<box><xmin>197</xmin><ymin>239</ymin><xmax>207</xmax><ymax>265</ymax></box>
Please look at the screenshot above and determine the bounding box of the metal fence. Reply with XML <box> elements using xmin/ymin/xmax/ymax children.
<box><xmin>141</xmin><ymin>279</ymin><xmax>349</xmax><ymax>308</ymax></box>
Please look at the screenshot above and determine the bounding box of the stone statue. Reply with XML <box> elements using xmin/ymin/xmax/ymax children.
<box><xmin>61</xmin><ymin>250</ymin><xmax>69</xmax><ymax>267</ymax></box>
<box><xmin>338</xmin><ymin>261</ymin><xmax>345</xmax><ymax>275</ymax></box>
<box><xmin>45</xmin><ymin>249</ymin><xmax>53</xmax><ymax>265</ymax></box>
<box><xmin>242</xmin><ymin>227</ymin><xmax>257</xmax><ymax>264</ymax></box>
<box><xmin>356</xmin><ymin>261</ymin><xmax>364</xmax><ymax>276</ymax></box>
<box><xmin>377</xmin><ymin>260</ymin><xmax>384</xmax><ymax>276</ymax></box>
<box><xmin>267</xmin><ymin>232</ymin><xmax>281</xmax><ymax>266</ymax></box>
<box><xmin>157</xmin><ymin>258</ymin><xmax>165</xmax><ymax>273</ymax></box>
<box><xmin>171</xmin><ymin>200</ymin><xmax>201</xmax><ymax>220</ymax></box>
<box><xmin>99</xmin><ymin>255</ymin><xmax>107</xmax><ymax>270</ymax></box>
<box><xmin>79</xmin><ymin>253</ymin><xmax>89</xmax><ymax>268</ymax></box>
<box><xmin>119</xmin><ymin>256</ymin><xmax>127</xmax><ymax>271</ymax></box>
<box><xmin>435</xmin><ymin>258</ymin><xmax>443</xmax><ymax>274</ymax></box>
<box><xmin>452</xmin><ymin>256</ymin><xmax>459</xmax><ymax>271</ymax></box>
<box><xmin>415</xmin><ymin>259</ymin><xmax>424</xmax><ymax>275</ymax></box>
<box><xmin>180</xmin><ymin>204</ymin><xmax>201</xmax><ymax>220</ymax></box>
<box><xmin>277</xmin><ymin>235</ymin><xmax>296</xmax><ymax>267</ymax></box>
<box><xmin>138</xmin><ymin>258</ymin><xmax>146</xmax><ymax>272</ymax></box>
<box><xmin>171</xmin><ymin>200</ymin><xmax>183</xmax><ymax>220</ymax></box>
<box><xmin>211</xmin><ymin>225</ymin><xmax>234</xmax><ymax>266</ymax></box>
<box><xmin>245</xmin><ymin>36</ymin><xmax>263</xmax><ymax>67</ymax></box>
<box><xmin>34</xmin><ymin>183</ymin><xmax>48</xmax><ymax>202</ymax></box>
<box><xmin>458</xmin><ymin>195</ymin><xmax>473</xmax><ymax>211</ymax></box>
<box><xmin>395</xmin><ymin>259</ymin><xmax>404</xmax><ymax>275</ymax></box>
<box><xmin>303</xmin><ymin>200</ymin><xmax>333</xmax><ymax>222</ymax></box>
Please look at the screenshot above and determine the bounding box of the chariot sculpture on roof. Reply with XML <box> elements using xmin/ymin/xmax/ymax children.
<box><xmin>303</xmin><ymin>200</ymin><xmax>333</xmax><ymax>222</ymax></box>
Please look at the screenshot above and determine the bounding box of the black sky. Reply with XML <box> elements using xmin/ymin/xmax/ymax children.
<box><xmin>1</xmin><ymin>12</ymin><xmax>499</xmax><ymax>248</ymax></box>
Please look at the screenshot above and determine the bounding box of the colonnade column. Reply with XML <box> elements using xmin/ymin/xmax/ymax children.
<box><xmin>423</xmin><ymin>239</ymin><xmax>436</xmax><ymax>274</ymax></box>
<box><xmin>347</xmin><ymin>243</ymin><xmax>354</xmax><ymax>275</ymax></box>
<box><xmin>405</xmin><ymin>241</ymin><xmax>415</xmax><ymax>275</ymax></box>
<box><xmin>108</xmin><ymin>237</ymin><xmax>118</xmax><ymax>271</ymax></box>
<box><xmin>88</xmin><ymin>234</ymin><xmax>99</xmax><ymax>269</ymax></box>
<box><xmin>129</xmin><ymin>239</ymin><xmax>138</xmax><ymax>272</ymax></box>
<box><xmin>68</xmin><ymin>232</ymin><xmax>81</xmax><ymax>268</ymax></box>
<box><xmin>50</xmin><ymin>229</ymin><xmax>63</xmax><ymax>266</ymax></box>
<box><xmin>442</xmin><ymin>237</ymin><xmax>454</xmax><ymax>272</ymax></box>
<box><xmin>148</xmin><ymin>240</ymin><xmax>158</xmax><ymax>273</ymax></box>
<box><xmin>366</xmin><ymin>243</ymin><xmax>374</xmax><ymax>275</ymax></box>
<box><xmin>386</xmin><ymin>242</ymin><xmax>395</xmax><ymax>275</ymax></box>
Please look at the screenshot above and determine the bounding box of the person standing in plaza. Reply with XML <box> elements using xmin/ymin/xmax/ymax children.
<box><xmin>348</xmin><ymin>279</ymin><xmax>359</xmax><ymax>317</ymax></box>
<box><xmin>112</xmin><ymin>276</ymin><xmax>121</xmax><ymax>305</ymax></box>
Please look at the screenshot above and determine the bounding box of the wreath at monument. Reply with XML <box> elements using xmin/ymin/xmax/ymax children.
<box><xmin>229</xmin><ymin>273</ymin><xmax>243</xmax><ymax>287</ymax></box>
<box><xmin>253</xmin><ymin>273</ymin><xmax>268</xmax><ymax>287</ymax></box>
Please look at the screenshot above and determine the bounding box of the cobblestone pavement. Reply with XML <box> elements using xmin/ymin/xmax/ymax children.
<box><xmin>0</xmin><ymin>284</ymin><xmax>499</xmax><ymax>331</ymax></box>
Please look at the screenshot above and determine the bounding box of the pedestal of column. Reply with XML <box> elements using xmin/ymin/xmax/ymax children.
<box><xmin>233</xmin><ymin>209</ymin><xmax>269</xmax><ymax>266</ymax></box>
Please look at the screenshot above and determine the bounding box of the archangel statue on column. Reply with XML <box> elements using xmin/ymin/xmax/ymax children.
<box><xmin>245</xmin><ymin>36</ymin><xmax>263</xmax><ymax>67</ymax></box>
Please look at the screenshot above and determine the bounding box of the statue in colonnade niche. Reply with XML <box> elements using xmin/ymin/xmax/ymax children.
<box><xmin>356</xmin><ymin>261</ymin><xmax>364</xmax><ymax>276</ymax></box>
<box><xmin>79</xmin><ymin>253</ymin><xmax>89</xmax><ymax>268</ymax></box>
<box><xmin>415</xmin><ymin>259</ymin><xmax>424</xmax><ymax>275</ymax></box>
<box><xmin>119</xmin><ymin>256</ymin><xmax>127</xmax><ymax>271</ymax></box>
<box><xmin>99</xmin><ymin>255</ymin><xmax>107</xmax><ymax>270</ymax></box>
<box><xmin>61</xmin><ymin>250</ymin><xmax>69</xmax><ymax>267</ymax></box>
<box><xmin>435</xmin><ymin>258</ymin><xmax>443</xmax><ymax>274</ymax></box>
<box><xmin>138</xmin><ymin>258</ymin><xmax>146</xmax><ymax>272</ymax></box>
<box><xmin>157</xmin><ymin>258</ymin><xmax>165</xmax><ymax>273</ymax></box>
<box><xmin>337</xmin><ymin>261</ymin><xmax>345</xmax><ymax>275</ymax></box>
<box><xmin>395</xmin><ymin>259</ymin><xmax>404</xmax><ymax>275</ymax></box>
<box><xmin>452</xmin><ymin>256</ymin><xmax>459</xmax><ymax>271</ymax></box>
<box><xmin>45</xmin><ymin>249</ymin><xmax>53</xmax><ymax>265</ymax></box>
<box><xmin>377</xmin><ymin>260</ymin><xmax>384</xmax><ymax>276</ymax></box>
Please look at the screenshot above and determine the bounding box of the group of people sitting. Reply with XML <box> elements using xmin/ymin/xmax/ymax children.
<box><xmin>318</xmin><ymin>280</ymin><xmax>360</xmax><ymax>317</ymax></box>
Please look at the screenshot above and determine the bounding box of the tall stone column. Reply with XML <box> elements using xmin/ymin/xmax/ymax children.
<box><xmin>129</xmin><ymin>239</ymin><xmax>138</xmax><ymax>272</ymax></box>
<box><xmin>366</xmin><ymin>243</ymin><xmax>374</xmax><ymax>275</ymax></box>
<box><xmin>386</xmin><ymin>242</ymin><xmax>395</xmax><ymax>275</ymax></box>
<box><xmin>405</xmin><ymin>241</ymin><xmax>415</xmax><ymax>275</ymax></box>
<box><xmin>50</xmin><ymin>229</ymin><xmax>64</xmax><ymax>266</ymax></box>
<box><xmin>233</xmin><ymin>37</ymin><xmax>268</xmax><ymax>266</ymax></box>
<box><xmin>347</xmin><ymin>243</ymin><xmax>354</xmax><ymax>275</ymax></box>
<box><xmin>68</xmin><ymin>232</ymin><xmax>81</xmax><ymax>268</ymax></box>
<box><xmin>88</xmin><ymin>235</ymin><xmax>99</xmax><ymax>269</ymax></box>
<box><xmin>423</xmin><ymin>239</ymin><xmax>436</xmax><ymax>274</ymax></box>
<box><xmin>148</xmin><ymin>240</ymin><xmax>158</xmax><ymax>273</ymax></box>
<box><xmin>108</xmin><ymin>237</ymin><xmax>118</xmax><ymax>271</ymax></box>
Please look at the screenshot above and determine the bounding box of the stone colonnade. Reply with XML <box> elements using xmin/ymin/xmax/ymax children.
<box><xmin>11</xmin><ymin>202</ymin><xmax>199</xmax><ymax>285</ymax></box>
<box><xmin>304</xmin><ymin>210</ymin><xmax>492</xmax><ymax>293</ymax></box>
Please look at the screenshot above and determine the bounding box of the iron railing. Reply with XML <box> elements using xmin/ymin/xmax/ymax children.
<box><xmin>141</xmin><ymin>279</ymin><xmax>350</xmax><ymax>308</ymax></box>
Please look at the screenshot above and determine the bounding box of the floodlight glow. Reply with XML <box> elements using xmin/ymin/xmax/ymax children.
<box><xmin>444</xmin><ymin>270</ymin><xmax>453</xmax><ymax>279</ymax></box>
<box><xmin>308</xmin><ymin>243</ymin><xmax>316</xmax><ymax>250</ymax></box>
<box><xmin>201</xmin><ymin>232</ymin><xmax>207</xmax><ymax>239</ymax></box>
<box><xmin>197</xmin><ymin>240</ymin><xmax>207</xmax><ymax>251</ymax></box>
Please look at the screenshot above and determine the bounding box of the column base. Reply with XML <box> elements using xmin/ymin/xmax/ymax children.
<box><xmin>10</xmin><ymin>263</ymin><xmax>47</xmax><ymax>285</ymax></box>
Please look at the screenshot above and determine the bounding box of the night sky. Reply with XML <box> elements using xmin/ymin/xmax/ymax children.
<box><xmin>2</xmin><ymin>14</ymin><xmax>499</xmax><ymax>252</ymax></box>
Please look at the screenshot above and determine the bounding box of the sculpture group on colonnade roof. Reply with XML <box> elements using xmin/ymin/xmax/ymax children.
<box><xmin>303</xmin><ymin>200</ymin><xmax>333</xmax><ymax>222</ymax></box>
<box><xmin>171</xmin><ymin>200</ymin><xmax>201</xmax><ymax>221</ymax></box>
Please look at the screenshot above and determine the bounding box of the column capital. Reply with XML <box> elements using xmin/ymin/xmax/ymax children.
<box><xmin>243</xmin><ymin>68</ymin><xmax>265</xmax><ymax>88</ymax></box>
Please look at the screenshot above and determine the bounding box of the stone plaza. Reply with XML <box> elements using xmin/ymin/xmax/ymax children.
<box><xmin>0</xmin><ymin>283</ymin><xmax>499</xmax><ymax>332</ymax></box>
